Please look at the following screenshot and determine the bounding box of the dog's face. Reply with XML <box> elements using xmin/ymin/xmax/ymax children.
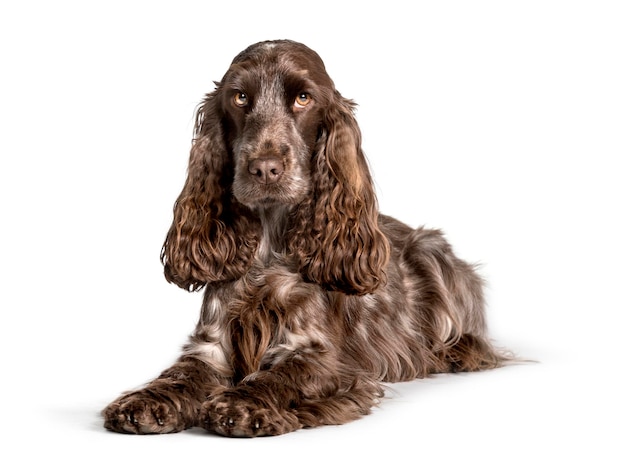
<box><xmin>218</xmin><ymin>42</ymin><xmax>334</xmax><ymax>210</ymax></box>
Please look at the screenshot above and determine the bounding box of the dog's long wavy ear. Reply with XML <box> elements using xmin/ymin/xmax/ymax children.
<box><xmin>289</xmin><ymin>93</ymin><xmax>390</xmax><ymax>295</ymax></box>
<box><xmin>161</xmin><ymin>91</ymin><xmax>260</xmax><ymax>291</ymax></box>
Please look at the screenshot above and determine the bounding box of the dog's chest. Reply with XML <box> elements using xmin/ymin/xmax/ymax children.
<box><xmin>224</xmin><ymin>264</ymin><xmax>331</xmax><ymax>377</ymax></box>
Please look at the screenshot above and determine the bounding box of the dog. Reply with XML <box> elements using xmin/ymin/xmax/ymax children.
<box><xmin>103</xmin><ymin>40</ymin><xmax>506</xmax><ymax>437</ymax></box>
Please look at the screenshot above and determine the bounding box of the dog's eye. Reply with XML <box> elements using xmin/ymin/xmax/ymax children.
<box><xmin>234</xmin><ymin>92</ymin><xmax>249</xmax><ymax>107</ymax></box>
<box><xmin>294</xmin><ymin>93</ymin><xmax>312</xmax><ymax>109</ymax></box>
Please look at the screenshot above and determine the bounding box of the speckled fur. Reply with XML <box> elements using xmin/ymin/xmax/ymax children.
<box><xmin>103</xmin><ymin>40</ymin><xmax>507</xmax><ymax>437</ymax></box>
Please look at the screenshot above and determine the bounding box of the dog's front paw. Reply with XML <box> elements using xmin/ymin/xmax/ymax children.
<box><xmin>103</xmin><ymin>390</ymin><xmax>190</xmax><ymax>434</ymax></box>
<box><xmin>201</xmin><ymin>388</ymin><xmax>301</xmax><ymax>437</ymax></box>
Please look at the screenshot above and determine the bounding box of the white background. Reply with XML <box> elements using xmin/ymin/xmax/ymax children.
<box><xmin>1</xmin><ymin>0</ymin><xmax>625</xmax><ymax>466</ymax></box>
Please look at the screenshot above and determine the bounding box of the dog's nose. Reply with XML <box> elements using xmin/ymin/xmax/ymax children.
<box><xmin>248</xmin><ymin>157</ymin><xmax>285</xmax><ymax>184</ymax></box>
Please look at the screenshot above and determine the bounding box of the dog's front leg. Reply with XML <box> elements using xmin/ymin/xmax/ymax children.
<box><xmin>200</xmin><ymin>343</ymin><xmax>383</xmax><ymax>437</ymax></box>
<box><xmin>102</xmin><ymin>354</ymin><xmax>230</xmax><ymax>434</ymax></box>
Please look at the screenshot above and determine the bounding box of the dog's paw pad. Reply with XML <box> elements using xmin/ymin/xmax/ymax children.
<box><xmin>201</xmin><ymin>390</ymin><xmax>301</xmax><ymax>437</ymax></box>
<box><xmin>103</xmin><ymin>391</ymin><xmax>185</xmax><ymax>434</ymax></box>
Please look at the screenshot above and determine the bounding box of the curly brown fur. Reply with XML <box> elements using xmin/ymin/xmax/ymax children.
<box><xmin>103</xmin><ymin>40</ymin><xmax>508</xmax><ymax>437</ymax></box>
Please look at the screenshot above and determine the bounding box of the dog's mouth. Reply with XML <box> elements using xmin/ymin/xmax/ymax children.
<box><xmin>234</xmin><ymin>182</ymin><xmax>310</xmax><ymax>211</ymax></box>
<box><xmin>254</xmin><ymin>196</ymin><xmax>282</xmax><ymax>207</ymax></box>
<box><xmin>233</xmin><ymin>182</ymin><xmax>289</xmax><ymax>208</ymax></box>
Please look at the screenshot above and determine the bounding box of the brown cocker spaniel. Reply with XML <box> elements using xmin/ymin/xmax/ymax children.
<box><xmin>103</xmin><ymin>40</ymin><xmax>507</xmax><ymax>437</ymax></box>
